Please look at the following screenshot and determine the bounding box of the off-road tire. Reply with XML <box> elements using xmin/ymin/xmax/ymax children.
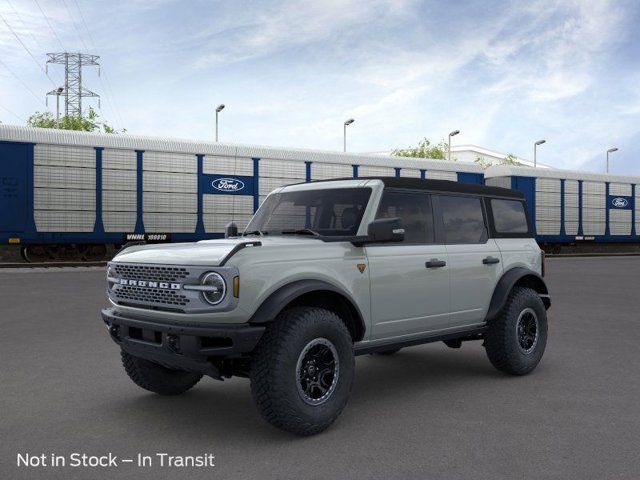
<box><xmin>121</xmin><ymin>351</ymin><xmax>202</xmax><ymax>395</ymax></box>
<box><xmin>250</xmin><ymin>307</ymin><xmax>355</xmax><ymax>436</ymax></box>
<box><xmin>374</xmin><ymin>347</ymin><xmax>402</xmax><ymax>356</ymax></box>
<box><xmin>484</xmin><ymin>287</ymin><xmax>548</xmax><ymax>375</ymax></box>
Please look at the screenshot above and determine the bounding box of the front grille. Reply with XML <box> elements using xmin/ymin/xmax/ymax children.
<box><xmin>113</xmin><ymin>264</ymin><xmax>189</xmax><ymax>282</ymax></box>
<box><xmin>116</xmin><ymin>285</ymin><xmax>190</xmax><ymax>307</ymax></box>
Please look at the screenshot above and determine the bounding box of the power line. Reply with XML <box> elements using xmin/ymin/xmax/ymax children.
<box><xmin>0</xmin><ymin>12</ymin><xmax>57</xmax><ymax>87</ymax></box>
<box><xmin>61</xmin><ymin>0</ymin><xmax>89</xmax><ymax>52</ymax></box>
<box><xmin>0</xmin><ymin>57</ymin><xmax>44</xmax><ymax>103</ymax></box>
<box><xmin>33</xmin><ymin>0</ymin><xmax>66</xmax><ymax>52</ymax></box>
<box><xmin>5</xmin><ymin>0</ymin><xmax>65</xmax><ymax>86</ymax></box>
<box><xmin>70</xmin><ymin>0</ymin><xmax>126</xmax><ymax>129</ymax></box>
<box><xmin>0</xmin><ymin>102</ymin><xmax>26</xmax><ymax>123</ymax></box>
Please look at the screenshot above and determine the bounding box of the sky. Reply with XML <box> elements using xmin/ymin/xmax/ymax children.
<box><xmin>1</xmin><ymin>0</ymin><xmax>639</xmax><ymax>174</ymax></box>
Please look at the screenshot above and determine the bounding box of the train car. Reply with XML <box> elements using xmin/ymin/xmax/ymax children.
<box><xmin>485</xmin><ymin>164</ymin><xmax>640</xmax><ymax>252</ymax></box>
<box><xmin>0</xmin><ymin>125</ymin><xmax>485</xmax><ymax>261</ymax></box>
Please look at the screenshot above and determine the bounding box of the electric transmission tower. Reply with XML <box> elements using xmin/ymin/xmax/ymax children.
<box><xmin>46</xmin><ymin>53</ymin><xmax>100</xmax><ymax>118</ymax></box>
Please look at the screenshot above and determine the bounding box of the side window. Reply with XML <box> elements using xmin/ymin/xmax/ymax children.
<box><xmin>375</xmin><ymin>191</ymin><xmax>434</xmax><ymax>244</ymax></box>
<box><xmin>491</xmin><ymin>199</ymin><xmax>528</xmax><ymax>234</ymax></box>
<box><xmin>439</xmin><ymin>195</ymin><xmax>487</xmax><ymax>244</ymax></box>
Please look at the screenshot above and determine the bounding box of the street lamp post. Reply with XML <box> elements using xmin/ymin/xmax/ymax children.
<box><xmin>606</xmin><ymin>147</ymin><xmax>618</xmax><ymax>173</ymax></box>
<box><xmin>215</xmin><ymin>104</ymin><xmax>225</xmax><ymax>142</ymax></box>
<box><xmin>343</xmin><ymin>118</ymin><xmax>355</xmax><ymax>152</ymax></box>
<box><xmin>55</xmin><ymin>87</ymin><xmax>64</xmax><ymax>128</ymax></box>
<box><xmin>448</xmin><ymin>130</ymin><xmax>460</xmax><ymax>161</ymax></box>
<box><xmin>534</xmin><ymin>139</ymin><xmax>546</xmax><ymax>167</ymax></box>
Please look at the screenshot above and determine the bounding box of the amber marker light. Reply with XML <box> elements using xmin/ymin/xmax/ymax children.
<box><xmin>233</xmin><ymin>276</ymin><xmax>240</xmax><ymax>298</ymax></box>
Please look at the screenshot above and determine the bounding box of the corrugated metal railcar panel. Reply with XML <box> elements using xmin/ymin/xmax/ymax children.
<box><xmin>582</xmin><ymin>208</ymin><xmax>606</xmax><ymax>222</ymax></box>
<box><xmin>34</xmin><ymin>210</ymin><xmax>95</xmax><ymax>232</ymax></box>
<box><xmin>582</xmin><ymin>221</ymin><xmax>605</xmax><ymax>235</ymax></box>
<box><xmin>204</xmin><ymin>214</ymin><xmax>253</xmax><ymax>233</ymax></box>
<box><xmin>564</xmin><ymin>191</ymin><xmax>579</xmax><ymax>208</ymax></box>
<box><xmin>259</xmin><ymin>177</ymin><xmax>302</xmax><ymax>197</ymax></box>
<box><xmin>564</xmin><ymin>180</ymin><xmax>579</xmax><ymax>194</ymax></box>
<box><xmin>203</xmin><ymin>156</ymin><xmax>253</xmax><ymax>176</ymax></box>
<box><xmin>582</xmin><ymin>181</ymin><xmax>606</xmax><ymax>195</ymax></box>
<box><xmin>564</xmin><ymin>207</ymin><xmax>579</xmax><ymax>235</ymax></box>
<box><xmin>311</xmin><ymin>162</ymin><xmax>353</xmax><ymax>180</ymax></box>
<box><xmin>259</xmin><ymin>159</ymin><xmax>306</xmax><ymax>179</ymax></box>
<box><xmin>34</xmin><ymin>165</ymin><xmax>96</xmax><ymax>190</ymax></box>
<box><xmin>143</xmin><ymin>213</ymin><xmax>197</xmax><ymax>233</ymax></box>
<box><xmin>143</xmin><ymin>192</ymin><xmax>197</xmax><ymax>213</ymax></box>
<box><xmin>103</xmin><ymin>169</ymin><xmax>136</xmax><ymax>191</ymax></box>
<box><xmin>535</xmin><ymin>178</ymin><xmax>561</xmax><ymax>193</ymax></box>
<box><xmin>609</xmin><ymin>183</ymin><xmax>632</xmax><ymax>196</ymax></box>
<box><xmin>103</xmin><ymin>149</ymin><xmax>136</xmax><ymax>170</ymax></box>
<box><xmin>203</xmin><ymin>195</ymin><xmax>254</xmax><ymax>215</ymax></box>
<box><xmin>143</xmin><ymin>171</ymin><xmax>197</xmax><ymax>193</ymax></box>
<box><xmin>103</xmin><ymin>211</ymin><xmax>136</xmax><ymax>232</ymax></box>
<box><xmin>609</xmin><ymin>209</ymin><xmax>632</xmax><ymax>235</ymax></box>
<box><xmin>535</xmin><ymin>191</ymin><xmax>561</xmax><ymax>207</ymax></box>
<box><xmin>103</xmin><ymin>190</ymin><xmax>136</xmax><ymax>212</ymax></box>
<box><xmin>565</xmin><ymin>221</ymin><xmax>579</xmax><ymax>235</ymax></box>
<box><xmin>400</xmin><ymin>168</ymin><xmax>421</xmax><ymax>178</ymax></box>
<box><xmin>536</xmin><ymin>205</ymin><xmax>561</xmax><ymax>221</ymax></box>
<box><xmin>484</xmin><ymin>177</ymin><xmax>511</xmax><ymax>189</ymax></box>
<box><xmin>425</xmin><ymin>170</ymin><xmax>457</xmax><ymax>181</ymax></box>
<box><xmin>143</xmin><ymin>151</ymin><xmax>197</xmax><ymax>173</ymax></box>
<box><xmin>34</xmin><ymin>144</ymin><xmax>95</xmax><ymax>169</ymax></box>
<box><xmin>358</xmin><ymin>165</ymin><xmax>396</xmax><ymax>177</ymax></box>
<box><xmin>536</xmin><ymin>220</ymin><xmax>560</xmax><ymax>235</ymax></box>
<box><xmin>582</xmin><ymin>195</ymin><xmax>605</xmax><ymax>209</ymax></box>
<box><xmin>34</xmin><ymin>188</ymin><xmax>95</xmax><ymax>211</ymax></box>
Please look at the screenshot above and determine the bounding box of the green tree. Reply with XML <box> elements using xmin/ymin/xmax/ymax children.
<box><xmin>392</xmin><ymin>138</ymin><xmax>450</xmax><ymax>160</ymax></box>
<box><xmin>475</xmin><ymin>153</ymin><xmax>524</xmax><ymax>169</ymax></box>
<box><xmin>27</xmin><ymin>107</ymin><xmax>125</xmax><ymax>133</ymax></box>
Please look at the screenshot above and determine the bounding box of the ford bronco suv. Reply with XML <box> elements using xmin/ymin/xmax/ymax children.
<box><xmin>102</xmin><ymin>177</ymin><xmax>551</xmax><ymax>435</ymax></box>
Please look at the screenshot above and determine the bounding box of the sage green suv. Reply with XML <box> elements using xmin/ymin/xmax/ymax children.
<box><xmin>102</xmin><ymin>177</ymin><xmax>551</xmax><ymax>435</ymax></box>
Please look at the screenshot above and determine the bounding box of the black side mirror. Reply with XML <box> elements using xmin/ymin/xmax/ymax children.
<box><xmin>366</xmin><ymin>217</ymin><xmax>404</xmax><ymax>243</ymax></box>
<box><xmin>225</xmin><ymin>222</ymin><xmax>238</xmax><ymax>238</ymax></box>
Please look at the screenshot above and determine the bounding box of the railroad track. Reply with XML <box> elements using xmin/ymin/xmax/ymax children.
<box><xmin>0</xmin><ymin>261</ymin><xmax>107</xmax><ymax>269</ymax></box>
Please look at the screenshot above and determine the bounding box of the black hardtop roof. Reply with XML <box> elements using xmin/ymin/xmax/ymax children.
<box><xmin>308</xmin><ymin>177</ymin><xmax>525</xmax><ymax>199</ymax></box>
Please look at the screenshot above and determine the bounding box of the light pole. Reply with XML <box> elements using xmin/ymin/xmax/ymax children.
<box><xmin>606</xmin><ymin>147</ymin><xmax>618</xmax><ymax>173</ymax></box>
<box><xmin>215</xmin><ymin>104</ymin><xmax>225</xmax><ymax>141</ymax></box>
<box><xmin>448</xmin><ymin>130</ymin><xmax>460</xmax><ymax>161</ymax></box>
<box><xmin>343</xmin><ymin>118</ymin><xmax>354</xmax><ymax>152</ymax></box>
<box><xmin>534</xmin><ymin>139</ymin><xmax>546</xmax><ymax>167</ymax></box>
<box><xmin>55</xmin><ymin>87</ymin><xmax>64</xmax><ymax>128</ymax></box>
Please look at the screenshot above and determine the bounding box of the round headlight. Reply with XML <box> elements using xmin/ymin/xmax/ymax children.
<box><xmin>201</xmin><ymin>272</ymin><xmax>226</xmax><ymax>305</ymax></box>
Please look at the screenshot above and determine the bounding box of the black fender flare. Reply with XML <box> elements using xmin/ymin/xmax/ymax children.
<box><xmin>249</xmin><ymin>279</ymin><xmax>366</xmax><ymax>341</ymax></box>
<box><xmin>485</xmin><ymin>267</ymin><xmax>551</xmax><ymax>322</ymax></box>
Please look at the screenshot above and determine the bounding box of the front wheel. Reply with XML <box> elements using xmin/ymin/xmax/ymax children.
<box><xmin>250</xmin><ymin>307</ymin><xmax>354</xmax><ymax>436</ymax></box>
<box><xmin>484</xmin><ymin>287</ymin><xmax>548</xmax><ymax>375</ymax></box>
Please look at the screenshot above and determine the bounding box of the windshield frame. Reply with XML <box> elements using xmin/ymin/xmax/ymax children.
<box><xmin>244</xmin><ymin>186</ymin><xmax>374</xmax><ymax>239</ymax></box>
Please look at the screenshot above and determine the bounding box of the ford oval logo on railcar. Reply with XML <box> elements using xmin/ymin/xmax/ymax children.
<box><xmin>611</xmin><ymin>197</ymin><xmax>629</xmax><ymax>208</ymax></box>
<box><xmin>212</xmin><ymin>178</ymin><xmax>245</xmax><ymax>192</ymax></box>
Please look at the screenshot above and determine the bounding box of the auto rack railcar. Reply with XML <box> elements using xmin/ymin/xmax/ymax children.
<box><xmin>485</xmin><ymin>165</ymin><xmax>640</xmax><ymax>251</ymax></box>
<box><xmin>0</xmin><ymin>125</ymin><xmax>484</xmax><ymax>261</ymax></box>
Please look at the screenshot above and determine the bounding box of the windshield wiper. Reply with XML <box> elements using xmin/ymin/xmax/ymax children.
<box><xmin>242</xmin><ymin>230</ymin><xmax>267</xmax><ymax>236</ymax></box>
<box><xmin>281</xmin><ymin>228</ymin><xmax>321</xmax><ymax>237</ymax></box>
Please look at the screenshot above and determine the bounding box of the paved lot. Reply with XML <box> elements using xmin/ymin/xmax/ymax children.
<box><xmin>1</xmin><ymin>258</ymin><xmax>639</xmax><ymax>480</ymax></box>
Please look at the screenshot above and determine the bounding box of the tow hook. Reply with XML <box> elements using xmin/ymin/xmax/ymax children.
<box><xmin>107</xmin><ymin>324</ymin><xmax>120</xmax><ymax>342</ymax></box>
<box><xmin>167</xmin><ymin>334</ymin><xmax>180</xmax><ymax>353</ymax></box>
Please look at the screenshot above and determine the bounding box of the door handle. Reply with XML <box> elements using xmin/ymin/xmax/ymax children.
<box><xmin>482</xmin><ymin>256</ymin><xmax>500</xmax><ymax>265</ymax></box>
<box><xmin>425</xmin><ymin>259</ymin><xmax>446</xmax><ymax>268</ymax></box>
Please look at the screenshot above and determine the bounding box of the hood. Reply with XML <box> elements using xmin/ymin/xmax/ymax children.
<box><xmin>112</xmin><ymin>236</ymin><xmax>323</xmax><ymax>266</ymax></box>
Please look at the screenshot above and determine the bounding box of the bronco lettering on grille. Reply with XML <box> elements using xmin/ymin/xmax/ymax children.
<box><xmin>119</xmin><ymin>279</ymin><xmax>182</xmax><ymax>290</ymax></box>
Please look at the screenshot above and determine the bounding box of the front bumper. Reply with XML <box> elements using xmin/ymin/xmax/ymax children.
<box><xmin>101</xmin><ymin>307</ymin><xmax>265</xmax><ymax>378</ymax></box>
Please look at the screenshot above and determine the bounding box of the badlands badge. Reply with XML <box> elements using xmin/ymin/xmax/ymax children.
<box><xmin>357</xmin><ymin>263</ymin><xmax>366</xmax><ymax>274</ymax></box>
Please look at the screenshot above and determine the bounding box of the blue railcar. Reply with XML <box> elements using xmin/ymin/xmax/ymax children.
<box><xmin>0</xmin><ymin>125</ymin><xmax>485</xmax><ymax>261</ymax></box>
<box><xmin>485</xmin><ymin>165</ymin><xmax>640</xmax><ymax>249</ymax></box>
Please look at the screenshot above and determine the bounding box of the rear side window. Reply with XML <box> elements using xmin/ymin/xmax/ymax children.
<box><xmin>376</xmin><ymin>191</ymin><xmax>434</xmax><ymax>244</ymax></box>
<box><xmin>491</xmin><ymin>199</ymin><xmax>528</xmax><ymax>233</ymax></box>
<box><xmin>439</xmin><ymin>195</ymin><xmax>486</xmax><ymax>244</ymax></box>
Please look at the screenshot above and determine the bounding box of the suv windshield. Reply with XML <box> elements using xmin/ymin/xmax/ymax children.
<box><xmin>245</xmin><ymin>187</ymin><xmax>372</xmax><ymax>237</ymax></box>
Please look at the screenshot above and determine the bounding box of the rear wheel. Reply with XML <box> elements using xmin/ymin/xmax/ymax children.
<box><xmin>484</xmin><ymin>287</ymin><xmax>548</xmax><ymax>375</ymax></box>
<box><xmin>250</xmin><ymin>307</ymin><xmax>354</xmax><ymax>436</ymax></box>
<box><xmin>121</xmin><ymin>351</ymin><xmax>202</xmax><ymax>395</ymax></box>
